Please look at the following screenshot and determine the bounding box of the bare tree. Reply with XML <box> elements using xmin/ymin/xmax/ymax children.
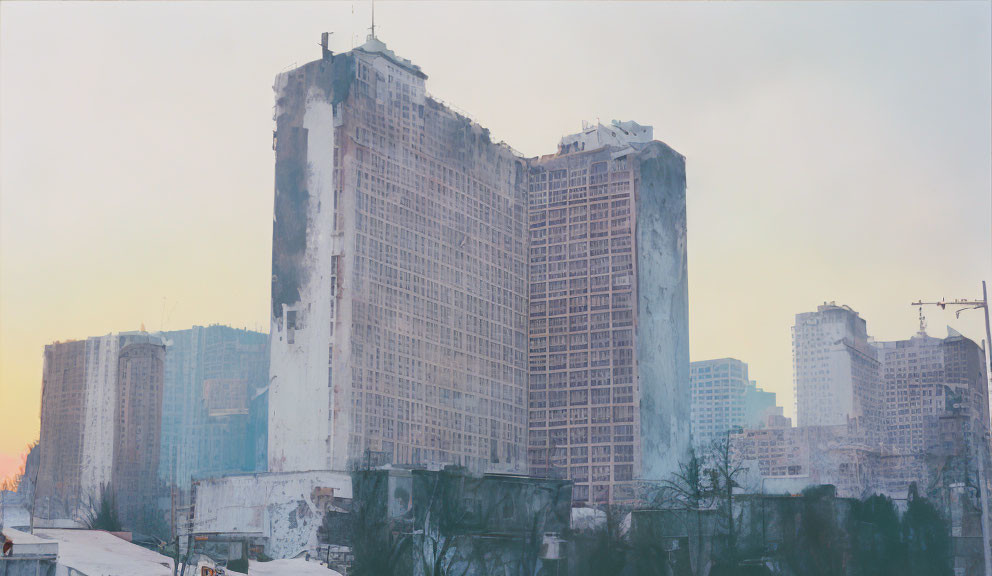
<box><xmin>659</xmin><ymin>446</ymin><xmax>714</xmax><ymax>576</ymax></box>
<box><xmin>705</xmin><ymin>432</ymin><xmax>748</xmax><ymax>574</ymax></box>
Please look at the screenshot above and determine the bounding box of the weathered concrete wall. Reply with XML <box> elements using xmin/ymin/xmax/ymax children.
<box><xmin>634</xmin><ymin>142</ymin><xmax>690</xmax><ymax>483</ymax></box>
<box><xmin>193</xmin><ymin>471</ymin><xmax>351</xmax><ymax>559</ymax></box>
<box><xmin>268</xmin><ymin>54</ymin><xmax>351</xmax><ymax>473</ymax></box>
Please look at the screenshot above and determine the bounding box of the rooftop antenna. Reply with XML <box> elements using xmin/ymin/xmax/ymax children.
<box><xmin>370</xmin><ymin>0</ymin><xmax>376</xmax><ymax>39</ymax></box>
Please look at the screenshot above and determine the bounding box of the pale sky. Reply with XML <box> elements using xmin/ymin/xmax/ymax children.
<box><xmin>2</xmin><ymin>1</ymin><xmax>990</xmax><ymax>480</ymax></box>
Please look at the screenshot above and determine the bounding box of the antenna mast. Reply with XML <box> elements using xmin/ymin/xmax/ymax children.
<box><xmin>371</xmin><ymin>0</ymin><xmax>375</xmax><ymax>38</ymax></box>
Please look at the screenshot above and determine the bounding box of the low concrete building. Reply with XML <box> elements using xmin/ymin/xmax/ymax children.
<box><xmin>191</xmin><ymin>470</ymin><xmax>351</xmax><ymax>559</ymax></box>
<box><xmin>0</xmin><ymin>528</ymin><xmax>58</xmax><ymax>576</ymax></box>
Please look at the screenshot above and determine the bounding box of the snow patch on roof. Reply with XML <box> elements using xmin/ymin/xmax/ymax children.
<box><xmin>36</xmin><ymin>529</ymin><xmax>174</xmax><ymax>576</ymax></box>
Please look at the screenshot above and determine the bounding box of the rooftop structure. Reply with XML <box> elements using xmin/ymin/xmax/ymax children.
<box><xmin>557</xmin><ymin>120</ymin><xmax>654</xmax><ymax>155</ymax></box>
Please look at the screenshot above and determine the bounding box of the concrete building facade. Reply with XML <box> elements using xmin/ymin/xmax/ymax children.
<box><xmin>268</xmin><ymin>36</ymin><xmax>530</xmax><ymax>474</ymax></box>
<box><xmin>525</xmin><ymin>122</ymin><xmax>689</xmax><ymax>503</ymax></box>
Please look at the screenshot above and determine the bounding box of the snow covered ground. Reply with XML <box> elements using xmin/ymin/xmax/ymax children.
<box><xmin>35</xmin><ymin>529</ymin><xmax>174</xmax><ymax>576</ymax></box>
<box><xmin>248</xmin><ymin>558</ymin><xmax>342</xmax><ymax>575</ymax></box>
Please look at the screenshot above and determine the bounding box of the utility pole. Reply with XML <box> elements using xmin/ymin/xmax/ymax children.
<box><xmin>913</xmin><ymin>280</ymin><xmax>992</xmax><ymax>576</ymax></box>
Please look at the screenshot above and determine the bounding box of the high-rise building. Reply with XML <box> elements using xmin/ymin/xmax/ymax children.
<box><xmin>159</xmin><ymin>326</ymin><xmax>269</xmax><ymax>489</ymax></box>
<box><xmin>525</xmin><ymin>121</ymin><xmax>689</xmax><ymax>503</ymax></box>
<box><xmin>36</xmin><ymin>340</ymin><xmax>88</xmax><ymax>521</ymax></box>
<box><xmin>112</xmin><ymin>334</ymin><xmax>166</xmax><ymax>531</ymax></box>
<box><xmin>266</xmin><ymin>37</ymin><xmax>692</xmax><ymax>492</ymax></box>
<box><xmin>690</xmin><ymin>358</ymin><xmax>782</xmax><ymax>447</ymax></box>
<box><xmin>268</xmin><ymin>36</ymin><xmax>530</xmax><ymax>474</ymax></box>
<box><xmin>876</xmin><ymin>326</ymin><xmax>989</xmax><ymax>456</ymax></box>
<box><xmin>37</xmin><ymin>327</ymin><xmax>266</xmax><ymax>528</ymax></box>
<box><xmin>744</xmin><ymin>381</ymin><xmax>779</xmax><ymax>429</ymax></box>
<box><xmin>792</xmin><ymin>302</ymin><xmax>882</xmax><ymax>440</ymax></box>
<box><xmin>36</xmin><ymin>334</ymin><xmax>121</xmax><ymax>522</ymax></box>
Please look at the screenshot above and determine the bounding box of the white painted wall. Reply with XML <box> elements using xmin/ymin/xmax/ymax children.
<box><xmin>193</xmin><ymin>471</ymin><xmax>351</xmax><ymax>559</ymax></box>
<box><xmin>268</xmin><ymin>78</ymin><xmax>336</xmax><ymax>474</ymax></box>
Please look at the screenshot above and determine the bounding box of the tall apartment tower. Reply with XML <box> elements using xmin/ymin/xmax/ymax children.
<box><xmin>268</xmin><ymin>36</ymin><xmax>529</xmax><ymax>474</ymax></box>
<box><xmin>36</xmin><ymin>340</ymin><xmax>89</xmax><ymax>521</ymax></box>
<box><xmin>526</xmin><ymin>122</ymin><xmax>689</xmax><ymax>503</ymax></box>
<box><xmin>36</xmin><ymin>334</ymin><xmax>120</xmax><ymax>522</ymax></box>
<box><xmin>690</xmin><ymin>358</ymin><xmax>781</xmax><ymax>447</ymax></box>
<box><xmin>792</xmin><ymin>302</ymin><xmax>882</xmax><ymax>439</ymax></box>
<box><xmin>112</xmin><ymin>334</ymin><xmax>166</xmax><ymax>531</ymax></box>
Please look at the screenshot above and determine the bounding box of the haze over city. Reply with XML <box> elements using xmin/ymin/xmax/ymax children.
<box><xmin>1</xmin><ymin>0</ymin><xmax>990</xmax><ymax>482</ymax></box>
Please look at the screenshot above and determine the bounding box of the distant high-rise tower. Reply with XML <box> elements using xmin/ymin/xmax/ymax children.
<box><xmin>525</xmin><ymin>121</ymin><xmax>689</xmax><ymax>503</ymax></box>
<box><xmin>690</xmin><ymin>358</ymin><xmax>781</xmax><ymax>447</ymax></box>
<box><xmin>267</xmin><ymin>36</ymin><xmax>530</xmax><ymax>473</ymax></box>
<box><xmin>36</xmin><ymin>340</ymin><xmax>90</xmax><ymax>521</ymax></box>
<box><xmin>159</xmin><ymin>326</ymin><xmax>269</xmax><ymax>489</ymax></box>
<box><xmin>36</xmin><ymin>334</ymin><xmax>122</xmax><ymax>523</ymax></box>
<box><xmin>792</xmin><ymin>303</ymin><xmax>882</xmax><ymax>439</ymax></box>
<box><xmin>876</xmin><ymin>327</ymin><xmax>990</xmax><ymax>455</ymax></box>
<box><xmin>112</xmin><ymin>334</ymin><xmax>166</xmax><ymax>531</ymax></box>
